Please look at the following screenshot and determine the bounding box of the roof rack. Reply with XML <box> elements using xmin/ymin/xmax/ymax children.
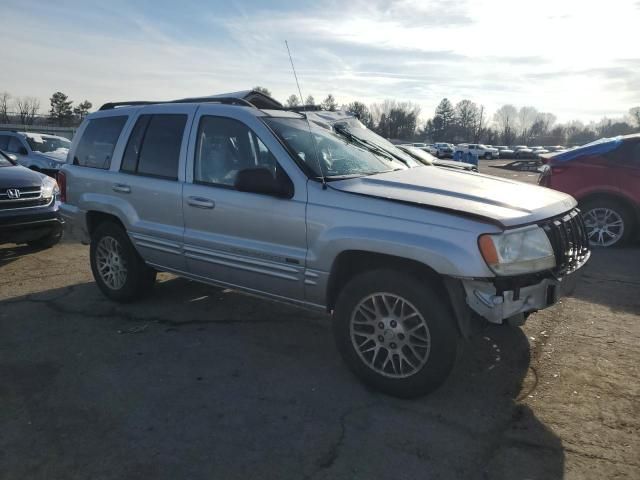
<box><xmin>288</xmin><ymin>104</ymin><xmax>324</xmax><ymax>112</ymax></box>
<box><xmin>98</xmin><ymin>96</ymin><xmax>255</xmax><ymax>111</ymax></box>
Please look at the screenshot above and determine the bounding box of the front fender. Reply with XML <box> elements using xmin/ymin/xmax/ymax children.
<box><xmin>309</xmin><ymin>225</ymin><xmax>494</xmax><ymax>278</ymax></box>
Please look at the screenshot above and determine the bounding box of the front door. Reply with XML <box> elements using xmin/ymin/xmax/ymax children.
<box><xmin>182</xmin><ymin>111</ymin><xmax>307</xmax><ymax>301</ymax></box>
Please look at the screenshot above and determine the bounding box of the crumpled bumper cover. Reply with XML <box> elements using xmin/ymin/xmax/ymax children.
<box><xmin>461</xmin><ymin>254</ymin><xmax>589</xmax><ymax>324</ymax></box>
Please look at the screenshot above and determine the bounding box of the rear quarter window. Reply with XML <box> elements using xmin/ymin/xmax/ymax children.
<box><xmin>73</xmin><ymin>116</ymin><xmax>127</xmax><ymax>169</ymax></box>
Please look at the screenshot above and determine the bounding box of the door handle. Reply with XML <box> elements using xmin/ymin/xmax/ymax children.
<box><xmin>112</xmin><ymin>184</ymin><xmax>131</xmax><ymax>194</ymax></box>
<box><xmin>187</xmin><ymin>196</ymin><xmax>215</xmax><ymax>209</ymax></box>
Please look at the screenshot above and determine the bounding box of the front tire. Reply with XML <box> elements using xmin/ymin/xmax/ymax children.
<box><xmin>581</xmin><ymin>199</ymin><xmax>633</xmax><ymax>247</ymax></box>
<box><xmin>484</xmin><ymin>152</ymin><xmax>492</xmax><ymax>160</ymax></box>
<box><xmin>333</xmin><ymin>270</ymin><xmax>459</xmax><ymax>398</ymax></box>
<box><xmin>90</xmin><ymin>221</ymin><xmax>156</xmax><ymax>302</ymax></box>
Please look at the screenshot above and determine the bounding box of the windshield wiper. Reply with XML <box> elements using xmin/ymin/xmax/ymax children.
<box><xmin>334</xmin><ymin>126</ymin><xmax>411</xmax><ymax>167</ymax></box>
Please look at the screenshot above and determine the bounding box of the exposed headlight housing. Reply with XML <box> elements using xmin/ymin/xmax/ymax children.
<box><xmin>41</xmin><ymin>175</ymin><xmax>60</xmax><ymax>200</ymax></box>
<box><xmin>479</xmin><ymin>226</ymin><xmax>555</xmax><ymax>275</ymax></box>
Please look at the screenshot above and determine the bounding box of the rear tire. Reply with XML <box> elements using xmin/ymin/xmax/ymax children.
<box><xmin>333</xmin><ymin>269</ymin><xmax>459</xmax><ymax>398</ymax></box>
<box><xmin>581</xmin><ymin>199</ymin><xmax>634</xmax><ymax>247</ymax></box>
<box><xmin>90</xmin><ymin>221</ymin><xmax>156</xmax><ymax>302</ymax></box>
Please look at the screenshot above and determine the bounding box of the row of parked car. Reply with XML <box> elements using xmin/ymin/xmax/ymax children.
<box><xmin>408</xmin><ymin>142</ymin><xmax>567</xmax><ymax>160</ymax></box>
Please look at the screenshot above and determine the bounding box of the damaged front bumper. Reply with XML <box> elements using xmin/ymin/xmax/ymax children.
<box><xmin>446</xmin><ymin>252</ymin><xmax>590</xmax><ymax>332</ymax></box>
<box><xmin>462</xmin><ymin>274</ymin><xmax>578</xmax><ymax>325</ymax></box>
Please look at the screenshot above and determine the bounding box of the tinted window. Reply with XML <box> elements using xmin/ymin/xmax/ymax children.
<box><xmin>74</xmin><ymin>116</ymin><xmax>127</xmax><ymax>169</ymax></box>
<box><xmin>7</xmin><ymin>137</ymin><xmax>25</xmax><ymax>154</ymax></box>
<box><xmin>0</xmin><ymin>135</ymin><xmax>9</xmax><ymax>150</ymax></box>
<box><xmin>135</xmin><ymin>114</ymin><xmax>186</xmax><ymax>179</ymax></box>
<box><xmin>121</xmin><ymin>115</ymin><xmax>152</xmax><ymax>173</ymax></box>
<box><xmin>194</xmin><ymin>116</ymin><xmax>279</xmax><ymax>187</ymax></box>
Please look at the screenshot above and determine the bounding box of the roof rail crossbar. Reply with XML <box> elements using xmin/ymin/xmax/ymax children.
<box><xmin>288</xmin><ymin>104</ymin><xmax>324</xmax><ymax>112</ymax></box>
<box><xmin>99</xmin><ymin>97</ymin><xmax>255</xmax><ymax>111</ymax></box>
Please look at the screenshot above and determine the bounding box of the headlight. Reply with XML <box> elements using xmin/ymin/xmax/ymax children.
<box><xmin>478</xmin><ymin>226</ymin><xmax>555</xmax><ymax>275</ymax></box>
<box><xmin>41</xmin><ymin>175</ymin><xmax>60</xmax><ymax>200</ymax></box>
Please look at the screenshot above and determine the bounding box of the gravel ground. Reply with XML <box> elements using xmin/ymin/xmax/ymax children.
<box><xmin>1</xmin><ymin>164</ymin><xmax>638</xmax><ymax>479</ymax></box>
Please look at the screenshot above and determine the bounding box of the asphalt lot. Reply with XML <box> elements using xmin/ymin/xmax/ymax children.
<box><xmin>1</xmin><ymin>163</ymin><xmax>639</xmax><ymax>479</ymax></box>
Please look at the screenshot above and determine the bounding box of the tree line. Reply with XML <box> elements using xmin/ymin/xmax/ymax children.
<box><xmin>257</xmin><ymin>86</ymin><xmax>640</xmax><ymax>147</ymax></box>
<box><xmin>0</xmin><ymin>91</ymin><xmax>92</xmax><ymax>127</ymax></box>
<box><xmin>4</xmin><ymin>85</ymin><xmax>639</xmax><ymax>146</ymax></box>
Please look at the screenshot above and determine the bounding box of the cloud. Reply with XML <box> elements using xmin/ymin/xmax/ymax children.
<box><xmin>0</xmin><ymin>0</ymin><xmax>638</xmax><ymax>122</ymax></box>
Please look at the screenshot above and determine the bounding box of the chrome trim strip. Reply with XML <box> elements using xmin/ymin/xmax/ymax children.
<box><xmin>0</xmin><ymin>196</ymin><xmax>53</xmax><ymax>211</ymax></box>
<box><xmin>146</xmin><ymin>262</ymin><xmax>326</xmax><ymax>312</ymax></box>
<box><xmin>184</xmin><ymin>244</ymin><xmax>300</xmax><ymax>274</ymax></box>
<box><xmin>129</xmin><ymin>232</ymin><xmax>182</xmax><ymax>255</ymax></box>
<box><xmin>184</xmin><ymin>250</ymin><xmax>299</xmax><ymax>281</ymax></box>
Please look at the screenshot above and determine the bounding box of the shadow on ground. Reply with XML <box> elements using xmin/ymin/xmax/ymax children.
<box><xmin>0</xmin><ymin>243</ymin><xmax>47</xmax><ymax>268</ymax></box>
<box><xmin>570</xmin><ymin>246</ymin><xmax>640</xmax><ymax>315</ymax></box>
<box><xmin>0</xmin><ymin>277</ymin><xmax>564</xmax><ymax>479</ymax></box>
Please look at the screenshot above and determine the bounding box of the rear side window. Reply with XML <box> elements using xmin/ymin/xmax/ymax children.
<box><xmin>7</xmin><ymin>137</ymin><xmax>25</xmax><ymax>154</ymax></box>
<box><xmin>74</xmin><ymin>116</ymin><xmax>127</xmax><ymax>169</ymax></box>
<box><xmin>121</xmin><ymin>114</ymin><xmax>186</xmax><ymax>180</ymax></box>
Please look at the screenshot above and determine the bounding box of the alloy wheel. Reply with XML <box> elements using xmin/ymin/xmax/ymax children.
<box><xmin>350</xmin><ymin>293</ymin><xmax>431</xmax><ymax>378</ymax></box>
<box><xmin>95</xmin><ymin>236</ymin><xmax>128</xmax><ymax>289</ymax></box>
<box><xmin>583</xmin><ymin>208</ymin><xmax>624</xmax><ymax>247</ymax></box>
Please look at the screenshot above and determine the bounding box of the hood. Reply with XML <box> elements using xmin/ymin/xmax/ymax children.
<box><xmin>329</xmin><ymin>167</ymin><xmax>576</xmax><ymax>228</ymax></box>
<box><xmin>36</xmin><ymin>149</ymin><xmax>68</xmax><ymax>162</ymax></box>
<box><xmin>0</xmin><ymin>164</ymin><xmax>45</xmax><ymax>188</ymax></box>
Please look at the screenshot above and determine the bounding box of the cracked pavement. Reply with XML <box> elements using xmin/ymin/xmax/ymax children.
<box><xmin>2</xmin><ymin>241</ymin><xmax>638</xmax><ymax>479</ymax></box>
<box><xmin>1</xmin><ymin>166</ymin><xmax>639</xmax><ymax>479</ymax></box>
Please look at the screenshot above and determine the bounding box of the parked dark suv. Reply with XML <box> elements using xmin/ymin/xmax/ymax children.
<box><xmin>539</xmin><ymin>134</ymin><xmax>640</xmax><ymax>247</ymax></box>
<box><xmin>0</xmin><ymin>150</ymin><xmax>63</xmax><ymax>247</ymax></box>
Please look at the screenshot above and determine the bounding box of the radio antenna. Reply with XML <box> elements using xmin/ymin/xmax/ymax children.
<box><xmin>285</xmin><ymin>40</ymin><xmax>326</xmax><ymax>189</ymax></box>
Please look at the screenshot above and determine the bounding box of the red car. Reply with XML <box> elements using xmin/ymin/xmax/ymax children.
<box><xmin>539</xmin><ymin>134</ymin><xmax>640</xmax><ymax>247</ymax></box>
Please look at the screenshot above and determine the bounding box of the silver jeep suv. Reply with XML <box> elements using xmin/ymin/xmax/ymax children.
<box><xmin>60</xmin><ymin>90</ymin><xmax>590</xmax><ymax>398</ymax></box>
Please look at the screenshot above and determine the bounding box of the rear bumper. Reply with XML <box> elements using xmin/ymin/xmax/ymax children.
<box><xmin>0</xmin><ymin>202</ymin><xmax>64</xmax><ymax>244</ymax></box>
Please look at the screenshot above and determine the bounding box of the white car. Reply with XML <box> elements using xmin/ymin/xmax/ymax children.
<box><xmin>455</xmin><ymin>143</ymin><xmax>500</xmax><ymax>159</ymax></box>
<box><xmin>0</xmin><ymin>131</ymin><xmax>71</xmax><ymax>174</ymax></box>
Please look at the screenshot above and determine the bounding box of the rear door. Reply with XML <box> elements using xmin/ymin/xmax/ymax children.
<box><xmin>182</xmin><ymin>106</ymin><xmax>308</xmax><ymax>301</ymax></box>
<box><xmin>113</xmin><ymin>104</ymin><xmax>195</xmax><ymax>271</ymax></box>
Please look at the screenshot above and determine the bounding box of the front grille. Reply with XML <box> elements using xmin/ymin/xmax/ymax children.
<box><xmin>540</xmin><ymin>208</ymin><xmax>590</xmax><ymax>275</ymax></box>
<box><xmin>0</xmin><ymin>187</ymin><xmax>50</xmax><ymax>211</ymax></box>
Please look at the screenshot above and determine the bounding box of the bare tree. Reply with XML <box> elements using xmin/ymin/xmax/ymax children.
<box><xmin>517</xmin><ymin>106</ymin><xmax>538</xmax><ymax>143</ymax></box>
<box><xmin>493</xmin><ymin>105</ymin><xmax>518</xmax><ymax>144</ymax></box>
<box><xmin>285</xmin><ymin>94</ymin><xmax>300</xmax><ymax>108</ymax></box>
<box><xmin>304</xmin><ymin>95</ymin><xmax>315</xmax><ymax>106</ymax></box>
<box><xmin>0</xmin><ymin>92</ymin><xmax>10</xmax><ymax>123</ymax></box>
<box><xmin>454</xmin><ymin>100</ymin><xmax>479</xmax><ymax>141</ymax></box>
<box><xmin>629</xmin><ymin>107</ymin><xmax>640</xmax><ymax>128</ymax></box>
<box><xmin>474</xmin><ymin>105</ymin><xmax>485</xmax><ymax>142</ymax></box>
<box><xmin>15</xmin><ymin>97</ymin><xmax>41</xmax><ymax>125</ymax></box>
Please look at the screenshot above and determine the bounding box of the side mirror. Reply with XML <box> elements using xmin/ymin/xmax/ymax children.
<box><xmin>18</xmin><ymin>147</ymin><xmax>28</xmax><ymax>155</ymax></box>
<box><xmin>234</xmin><ymin>167</ymin><xmax>293</xmax><ymax>198</ymax></box>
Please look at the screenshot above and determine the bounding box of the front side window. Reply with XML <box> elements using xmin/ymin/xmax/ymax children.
<box><xmin>194</xmin><ymin>116</ymin><xmax>279</xmax><ymax>187</ymax></box>
<box><xmin>74</xmin><ymin>116</ymin><xmax>127</xmax><ymax>169</ymax></box>
<box><xmin>0</xmin><ymin>135</ymin><xmax>9</xmax><ymax>150</ymax></box>
<box><xmin>121</xmin><ymin>114</ymin><xmax>186</xmax><ymax>179</ymax></box>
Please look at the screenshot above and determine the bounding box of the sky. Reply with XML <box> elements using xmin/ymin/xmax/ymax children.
<box><xmin>1</xmin><ymin>0</ymin><xmax>639</xmax><ymax>123</ymax></box>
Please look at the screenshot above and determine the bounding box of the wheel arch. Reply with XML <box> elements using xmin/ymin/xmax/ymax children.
<box><xmin>325</xmin><ymin>250</ymin><xmax>469</xmax><ymax>337</ymax></box>
<box><xmin>86</xmin><ymin>210</ymin><xmax>126</xmax><ymax>238</ymax></box>
<box><xmin>578</xmin><ymin>191</ymin><xmax>640</xmax><ymax>224</ymax></box>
